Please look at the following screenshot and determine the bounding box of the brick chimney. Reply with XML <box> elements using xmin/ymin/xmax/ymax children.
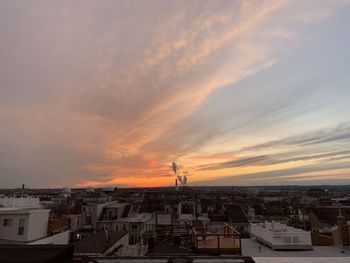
<box><xmin>337</xmin><ymin>214</ymin><xmax>349</xmax><ymax>246</ymax></box>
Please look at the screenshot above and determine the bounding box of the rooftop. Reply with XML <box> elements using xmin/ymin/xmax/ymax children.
<box><xmin>0</xmin><ymin>196</ymin><xmax>41</xmax><ymax>209</ymax></box>
<box><xmin>254</xmin><ymin>258</ymin><xmax>350</xmax><ymax>263</ymax></box>
<box><xmin>0</xmin><ymin>245</ymin><xmax>73</xmax><ymax>263</ymax></box>
<box><xmin>242</xmin><ymin>238</ymin><xmax>350</xmax><ymax>257</ymax></box>
<box><xmin>147</xmin><ymin>239</ymin><xmax>195</xmax><ymax>256</ymax></box>
<box><xmin>0</xmin><ymin>207</ymin><xmax>50</xmax><ymax>214</ymax></box>
<box><xmin>81</xmin><ymin>256</ymin><xmax>254</xmax><ymax>263</ymax></box>
<box><xmin>74</xmin><ymin>231</ymin><xmax>127</xmax><ymax>255</ymax></box>
<box><xmin>113</xmin><ymin>213</ymin><xmax>153</xmax><ymax>223</ymax></box>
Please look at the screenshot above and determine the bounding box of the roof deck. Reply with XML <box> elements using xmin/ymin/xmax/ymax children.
<box><xmin>192</xmin><ymin>223</ymin><xmax>241</xmax><ymax>254</ymax></box>
<box><xmin>250</xmin><ymin>221</ymin><xmax>313</xmax><ymax>250</ymax></box>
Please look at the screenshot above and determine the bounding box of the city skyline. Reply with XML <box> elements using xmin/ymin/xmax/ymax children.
<box><xmin>1</xmin><ymin>0</ymin><xmax>350</xmax><ymax>188</ymax></box>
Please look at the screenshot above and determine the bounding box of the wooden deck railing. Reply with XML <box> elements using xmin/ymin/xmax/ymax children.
<box><xmin>191</xmin><ymin>223</ymin><xmax>241</xmax><ymax>254</ymax></box>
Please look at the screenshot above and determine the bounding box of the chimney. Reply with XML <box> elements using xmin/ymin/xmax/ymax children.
<box><xmin>175</xmin><ymin>178</ymin><xmax>178</xmax><ymax>190</ymax></box>
<box><xmin>337</xmin><ymin>213</ymin><xmax>349</xmax><ymax>246</ymax></box>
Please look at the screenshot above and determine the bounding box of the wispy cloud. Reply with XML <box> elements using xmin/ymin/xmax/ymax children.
<box><xmin>0</xmin><ymin>0</ymin><xmax>349</xmax><ymax>187</ymax></box>
<box><xmin>193</xmin><ymin>162</ymin><xmax>350</xmax><ymax>186</ymax></box>
<box><xmin>240</xmin><ymin>124</ymin><xmax>350</xmax><ymax>152</ymax></box>
<box><xmin>198</xmin><ymin>150</ymin><xmax>350</xmax><ymax>170</ymax></box>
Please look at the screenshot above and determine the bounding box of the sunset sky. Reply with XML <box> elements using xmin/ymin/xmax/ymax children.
<box><xmin>1</xmin><ymin>0</ymin><xmax>350</xmax><ymax>188</ymax></box>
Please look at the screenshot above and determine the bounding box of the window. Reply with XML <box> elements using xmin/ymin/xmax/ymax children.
<box><xmin>132</xmin><ymin>224</ymin><xmax>137</xmax><ymax>230</ymax></box>
<box><xmin>3</xmin><ymin>218</ymin><xmax>13</xmax><ymax>227</ymax></box>
<box><xmin>18</xmin><ymin>219</ymin><xmax>25</xmax><ymax>236</ymax></box>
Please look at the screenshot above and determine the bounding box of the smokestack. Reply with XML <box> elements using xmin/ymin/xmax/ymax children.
<box><xmin>175</xmin><ymin>178</ymin><xmax>178</xmax><ymax>190</ymax></box>
<box><xmin>21</xmin><ymin>184</ymin><xmax>25</xmax><ymax>197</ymax></box>
<box><xmin>337</xmin><ymin>213</ymin><xmax>349</xmax><ymax>246</ymax></box>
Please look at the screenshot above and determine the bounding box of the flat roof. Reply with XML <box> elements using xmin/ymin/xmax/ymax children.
<box><xmin>0</xmin><ymin>245</ymin><xmax>73</xmax><ymax>263</ymax></box>
<box><xmin>147</xmin><ymin>240</ymin><xmax>195</xmax><ymax>256</ymax></box>
<box><xmin>0</xmin><ymin>208</ymin><xmax>50</xmax><ymax>214</ymax></box>
<box><xmin>74</xmin><ymin>256</ymin><xmax>255</xmax><ymax>263</ymax></box>
<box><xmin>91</xmin><ymin>258</ymin><xmax>250</xmax><ymax>263</ymax></box>
<box><xmin>242</xmin><ymin>238</ymin><xmax>350</xmax><ymax>257</ymax></box>
<box><xmin>74</xmin><ymin>231</ymin><xmax>127</xmax><ymax>254</ymax></box>
<box><xmin>253</xmin><ymin>258</ymin><xmax>350</xmax><ymax>263</ymax></box>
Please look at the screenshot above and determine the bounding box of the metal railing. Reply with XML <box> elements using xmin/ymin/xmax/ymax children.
<box><xmin>250</xmin><ymin>222</ymin><xmax>312</xmax><ymax>247</ymax></box>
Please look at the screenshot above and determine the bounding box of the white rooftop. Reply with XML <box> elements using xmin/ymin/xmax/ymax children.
<box><xmin>250</xmin><ymin>221</ymin><xmax>312</xmax><ymax>250</ymax></box>
<box><xmin>0</xmin><ymin>207</ymin><xmax>50</xmax><ymax>214</ymax></box>
<box><xmin>0</xmin><ymin>196</ymin><xmax>41</xmax><ymax>209</ymax></box>
<box><xmin>242</xmin><ymin>238</ymin><xmax>350</xmax><ymax>257</ymax></box>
